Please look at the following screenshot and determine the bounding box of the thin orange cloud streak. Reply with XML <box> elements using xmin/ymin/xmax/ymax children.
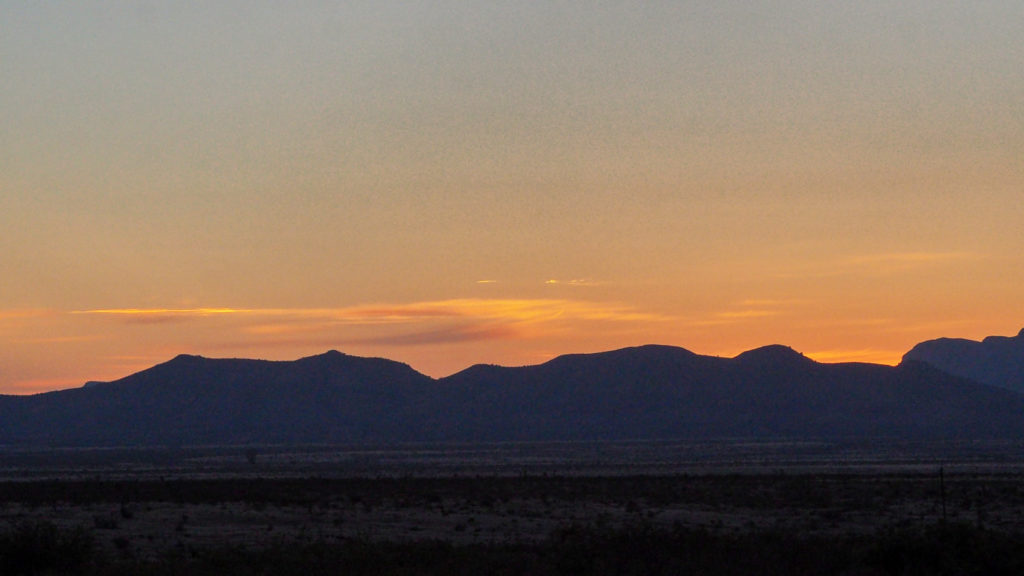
<box><xmin>69</xmin><ymin>308</ymin><xmax>246</xmax><ymax>324</ymax></box>
<box><xmin>72</xmin><ymin>308</ymin><xmax>241</xmax><ymax>316</ymax></box>
<box><xmin>71</xmin><ymin>299</ymin><xmax>665</xmax><ymax>326</ymax></box>
<box><xmin>544</xmin><ymin>278</ymin><xmax>605</xmax><ymax>287</ymax></box>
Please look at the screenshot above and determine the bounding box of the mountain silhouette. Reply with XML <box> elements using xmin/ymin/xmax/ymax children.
<box><xmin>0</xmin><ymin>351</ymin><xmax>435</xmax><ymax>446</ymax></box>
<box><xmin>902</xmin><ymin>328</ymin><xmax>1024</xmax><ymax>393</ymax></box>
<box><xmin>441</xmin><ymin>344</ymin><xmax>1024</xmax><ymax>441</ymax></box>
<box><xmin>3</xmin><ymin>342</ymin><xmax>1024</xmax><ymax>447</ymax></box>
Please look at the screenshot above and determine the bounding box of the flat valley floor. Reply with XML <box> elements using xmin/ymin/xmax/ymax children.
<box><xmin>3</xmin><ymin>441</ymin><xmax>1024</xmax><ymax>574</ymax></box>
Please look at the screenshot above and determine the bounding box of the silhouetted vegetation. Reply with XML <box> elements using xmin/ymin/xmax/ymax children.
<box><xmin>4</xmin><ymin>516</ymin><xmax>1024</xmax><ymax>575</ymax></box>
<box><xmin>2</xmin><ymin>470</ymin><xmax>1024</xmax><ymax>574</ymax></box>
<box><xmin>0</xmin><ymin>520</ymin><xmax>94</xmax><ymax>575</ymax></box>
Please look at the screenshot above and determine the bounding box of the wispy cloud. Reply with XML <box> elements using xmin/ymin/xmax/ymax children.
<box><xmin>72</xmin><ymin>305</ymin><xmax>460</xmax><ymax>324</ymax></box>
<box><xmin>70</xmin><ymin>299</ymin><xmax>666</xmax><ymax>349</ymax></box>
<box><xmin>544</xmin><ymin>278</ymin><xmax>604</xmax><ymax>287</ymax></box>
<box><xmin>70</xmin><ymin>307</ymin><xmax>244</xmax><ymax>324</ymax></box>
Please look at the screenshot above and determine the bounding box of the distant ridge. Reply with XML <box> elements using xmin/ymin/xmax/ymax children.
<box><xmin>0</xmin><ymin>351</ymin><xmax>435</xmax><ymax>446</ymax></box>
<box><xmin>903</xmin><ymin>328</ymin><xmax>1024</xmax><ymax>393</ymax></box>
<box><xmin>3</xmin><ymin>336</ymin><xmax>1024</xmax><ymax>447</ymax></box>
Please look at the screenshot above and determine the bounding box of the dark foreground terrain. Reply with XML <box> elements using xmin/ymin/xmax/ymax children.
<box><xmin>3</xmin><ymin>443</ymin><xmax>1024</xmax><ymax>575</ymax></box>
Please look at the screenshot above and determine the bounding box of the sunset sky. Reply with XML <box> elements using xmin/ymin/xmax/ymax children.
<box><xmin>2</xmin><ymin>2</ymin><xmax>1023</xmax><ymax>394</ymax></box>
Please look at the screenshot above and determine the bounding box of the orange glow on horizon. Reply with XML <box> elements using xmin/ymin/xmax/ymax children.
<box><xmin>804</xmin><ymin>349</ymin><xmax>905</xmax><ymax>366</ymax></box>
<box><xmin>1</xmin><ymin>305</ymin><xmax>1018</xmax><ymax>394</ymax></box>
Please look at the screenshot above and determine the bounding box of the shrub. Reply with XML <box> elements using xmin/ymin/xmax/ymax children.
<box><xmin>0</xmin><ymin>520</ymin><xmax>95</xmax><ymax>575</ymax></box>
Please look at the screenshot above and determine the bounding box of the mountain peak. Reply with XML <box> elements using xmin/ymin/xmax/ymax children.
<box><xmin>292</xmin><ymin>350</ymin><xmax>352</xmax><ymax>366</ymax></box>
<box><xmin>903</xmin><ymin>328</ymin><xmax>1024</xmax><ymax>393</ymax></box>
<box><xmin>733</xmin><ymin>345</ymin><xmax>812</xmax><ymax>367</ymax></box>
<box><xmin>169</xmin><ymin>353</ymin><xmax>205</xmax><ymax>363</ymax></box>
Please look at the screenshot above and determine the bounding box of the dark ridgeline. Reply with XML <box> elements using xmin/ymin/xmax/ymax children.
<box><xmin>2</xmin><ymin>332</ymin><xmax>1024</xmax><ymax>447</ymax></box>
<box><xmin>903</xmin><ymin>328</ymin><xmax>1024</xmax><ymax>393</ymax></box>
<box><xmin>442</xmin><ymin>344</ymin><xmax>1024</xmax><ymax>441</ymax></box>
<box><xmin>0</xmin><ymin>351</ymin><xmax>436</xmax><ymax>446</ymax></box>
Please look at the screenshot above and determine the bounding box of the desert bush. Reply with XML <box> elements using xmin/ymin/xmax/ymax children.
<box><xmin>866</xmin><ymin>522</ymin><xmax>1024</xmax><ymax>576</ymax></box>
<box><xmin>8</xmin><ymin>519</ymin><xmax>1021</xmax><ymax>576</ymax></box>
<box><xmin>0</xmin><ymin>520</ymin><xmax>94</xmax><ymax>575</ymax></box>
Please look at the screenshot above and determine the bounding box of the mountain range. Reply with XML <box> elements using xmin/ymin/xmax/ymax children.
<box><xmin>2</xmin><ymin>329</ymin><xmax>1024</xmax><ymax>447</ymax></box>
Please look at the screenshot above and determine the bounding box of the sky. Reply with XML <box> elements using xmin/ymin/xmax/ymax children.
<box><xmin>2</xmin><ymin>1</ymin><xmax>1023</xmax><ymax>394</ymax></box>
